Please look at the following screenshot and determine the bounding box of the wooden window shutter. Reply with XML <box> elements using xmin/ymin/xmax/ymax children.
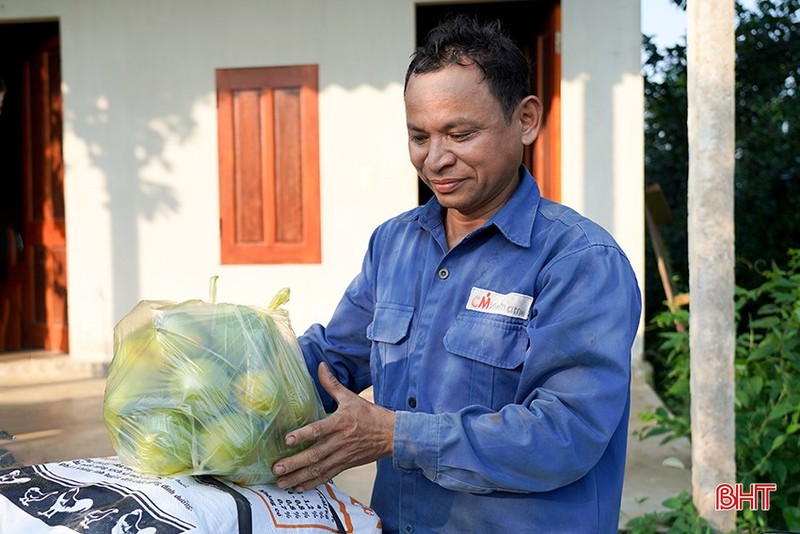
<box><xmin>217</xmin><ymin>65</ymin><xmax>321</xmax><ymax>264</ymax></box>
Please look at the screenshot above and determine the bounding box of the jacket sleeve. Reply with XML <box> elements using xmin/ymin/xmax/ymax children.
<box><xmin>297</xmin><ymin>236</ymin><xmax>378</xmax><ymax>413</ymax></box>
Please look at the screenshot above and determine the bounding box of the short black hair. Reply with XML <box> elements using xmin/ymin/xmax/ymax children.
<box><xmin>405</xmin><ymin>14</ymin><xmax>531</xmax><ymax>122</ymax></box>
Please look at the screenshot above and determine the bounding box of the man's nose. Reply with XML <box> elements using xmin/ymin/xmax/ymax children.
<box><xmin>425</xmin><ymin>138</ymin><xmax>456</xmax><ymax>171</ymax></box>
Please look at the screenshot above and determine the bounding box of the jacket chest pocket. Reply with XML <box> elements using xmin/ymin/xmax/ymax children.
<box><xmin>366</xmin><ymin>303</ymin><xmax>414</xmax><ymax>404</ymax></box>
<box><xmin>443</xmin><ymin>314</ymin><xmax>528</xmax><ymax>409</ymax></box>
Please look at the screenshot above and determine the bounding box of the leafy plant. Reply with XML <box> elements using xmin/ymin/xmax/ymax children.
<box><xmin>638</xmin><ymin>249</ymin><xmax>800</xmax><ymax>532</ymax></box>
<box><xmin>733</xmin><ymin>250</ymin><xmax>800</xmax><ymax>532</ymax></box>
<box><xmin>623</xmin><ymin>491</ymin><xmax>714</xmax><ymax>534</ymax></box>
<box><xmin>637</xmin><ymin>307</ymin><xmax>691</xmax><ymax>444</ymax></box>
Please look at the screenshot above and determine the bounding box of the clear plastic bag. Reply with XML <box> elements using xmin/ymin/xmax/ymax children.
<box><xmin>103</xmin><ymin>281</ymin><xmax>325</xmax><ymax>484</ymax></box>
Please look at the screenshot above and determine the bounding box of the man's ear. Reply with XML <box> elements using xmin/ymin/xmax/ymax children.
<box><xmin>518</xmin><ymin>95</ymin><xmax>543</xmax><ymax>146</ymax></box>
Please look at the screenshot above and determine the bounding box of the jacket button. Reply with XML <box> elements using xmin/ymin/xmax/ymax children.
<box><xmin>437</xmin><ymin>268</ymin><xmax>449</xmax><ymax>279</ymax></box>
<box><xmin>407</xmin><ymin>397</ymin><xmax>417</xmax><ymax>408</ymax></box>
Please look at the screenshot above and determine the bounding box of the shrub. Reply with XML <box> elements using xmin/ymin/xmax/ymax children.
<box><xmin>623</xmin><ymin>491</ymin><xmax>714</xmax><ymax>534</ymax></box>
<box><xmin>637</xmin><ymin>249</ymin><xmax>800</xmax><ymax>532</ymax></box>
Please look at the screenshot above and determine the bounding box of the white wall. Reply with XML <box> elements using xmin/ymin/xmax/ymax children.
<box><xmin>2</xmin><ymin>0</ymin><xmax>418</xmax><ymax>359</ymax></box>
<box><xmin>0</xmin><ymin>0</ymin><xmax>643</xmax><ymax>362</ymax></box>
<box><xmin>561</xmin><ymin>0</ymin><xmax>646</xmax><ymax>362</ymax></box>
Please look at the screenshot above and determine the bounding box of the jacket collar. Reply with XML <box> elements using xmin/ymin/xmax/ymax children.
<box><xmin>417</xmin><ymin>165</ymin><xmax>540</xmax><ymax>248</ymax></box>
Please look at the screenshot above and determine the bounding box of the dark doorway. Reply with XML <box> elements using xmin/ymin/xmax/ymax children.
<box><xmin>0</xmin><ymin>21</ymin><xmax>68</xmax><ymax>353</ymax></box>
<box><xmin>413</xmin><ymin>1</ymin><xmax>561</xmax><ymax>205</ymax></box>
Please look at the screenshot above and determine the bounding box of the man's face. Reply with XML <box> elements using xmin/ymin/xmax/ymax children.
<box><xmin>0</xmin><ymin>91</ymin><xmax>5</xmax><ymax>116</ymax></box>
<box><xmin>405</xmin><ymin>64</ymin><xmax>537</xmax><ymax>221</ymax></box>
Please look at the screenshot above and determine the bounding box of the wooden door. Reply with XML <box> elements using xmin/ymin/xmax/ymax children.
<box><xmin>20</xmin><ymin>32</ymin><xmax>68</xmax><ymax>352</ymax></box>
<box><xmin>525</xmin><ymin>1</ymin><xmax>561</xmax><ymax>202</ymax></box>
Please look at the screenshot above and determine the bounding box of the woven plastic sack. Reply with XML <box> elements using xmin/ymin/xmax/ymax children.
<box><xmin>0</xmin><ymin>457</ymin><xmax>383</xmax><ymax>533</ymax></box>
<box><xmin>103</xmin><ymin>281</ymin><xmax>326</xmax><ymax>484</ymax></box>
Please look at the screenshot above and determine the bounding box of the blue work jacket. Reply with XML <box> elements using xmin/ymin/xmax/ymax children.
<box><xmin>299</xmin><ymin>166</ymin><xmax>642</xmax><ymax>533</ymax></box>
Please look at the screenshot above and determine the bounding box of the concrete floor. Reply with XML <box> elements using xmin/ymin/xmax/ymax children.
<box><xmin>0</xmin><ymin>351</ymin><xmax>692</xmax><ymax>530</ymax></box>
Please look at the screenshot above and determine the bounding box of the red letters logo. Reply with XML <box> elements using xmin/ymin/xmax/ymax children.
<box><xmin>715</xmin><ymin>483</ymin><xmax>776</xmax><ymax>511</ymax></box>
<box><xmin>472</xmin><ymin>292</ymin><xmax>492</xmax><ymax>309</ymax></box>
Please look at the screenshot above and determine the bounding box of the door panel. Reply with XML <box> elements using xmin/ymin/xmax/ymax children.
<box><xmin>529</xmin><ymin>1</ymin><xmax>561</xmax><ymax>201</ymax></box>
<box><xmin>21</xmin><ymin>30</ymin><xmax>68</xmax><ymax>352</ymax></box>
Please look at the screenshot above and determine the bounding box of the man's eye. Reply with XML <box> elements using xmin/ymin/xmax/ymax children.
<box><xmin>451</xmin><ymin>132</ymin><xmax>474</xmax><ymax>141</ymax></box>
<box><xmin>409</xmin><ymin>135</ymin><xmax>427</xmax><ymax>145</ymax></box>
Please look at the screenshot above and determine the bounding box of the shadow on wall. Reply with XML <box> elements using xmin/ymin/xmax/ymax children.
<box><xmin>58</xmin><ymin>1</ymin><xmax>412</xmax><ymax>330</ymax></box>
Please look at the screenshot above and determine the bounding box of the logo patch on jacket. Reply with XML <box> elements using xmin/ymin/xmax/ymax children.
<box><xmin>466</xmin><ymin>287</ymin><xmax>533</xmax><ymax>320</ymax></box>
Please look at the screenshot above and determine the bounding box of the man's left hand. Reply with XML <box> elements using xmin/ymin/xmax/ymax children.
<box><xmin>271</xmin><ymin>362</ymin><xmax>395</xmax><ymax>492</ymax></box>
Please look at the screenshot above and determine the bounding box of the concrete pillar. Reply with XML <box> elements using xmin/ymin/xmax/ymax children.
<box><xmin>687</xmin><ymin>0</ymin><xmax>737</xmax><ymax>531</ymax></box>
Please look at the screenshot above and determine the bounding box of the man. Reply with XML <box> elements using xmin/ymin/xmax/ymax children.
<box><xmin>273</xmin><ymin>15</ymin><xmax>641</xmax><ymax>533</ymax></box>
